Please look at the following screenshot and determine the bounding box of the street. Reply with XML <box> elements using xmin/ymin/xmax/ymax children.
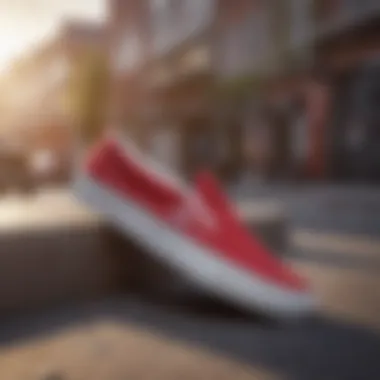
<box><xmin>231</xmin><ymin>180</ymin><xmax>380</xmax><ymax>238</ymax></box>
<box><xmin>0</xmin><ymin>188</ymin><xmax>379</xmax><ymax>380</ymax></box>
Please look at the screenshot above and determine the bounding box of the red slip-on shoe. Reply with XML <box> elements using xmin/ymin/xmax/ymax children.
<box><xmin>73</xmin><ymin>137</ymin><xmax>316</xmax><ymax>318</ymax></box>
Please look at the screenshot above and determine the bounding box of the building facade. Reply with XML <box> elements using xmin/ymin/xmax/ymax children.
<box><xmin>146</xmin><ymin>0</ymin><xmax>217</xmax><ymax>177</ymax></box>
<box><xmin>107</xmin><ymin>0</ymin><xmax>152</xmax><ymax>148</ymax></box>
<box><xmin>314</xmin><ymin>0</ymin><xmax>380</xmax><ymax>183</ymax></box>
<box><xmin>108</xmin><ymin>0</ymin><xmax>217</xmax><ymax>176</ymax></box>
<box><xmin>105</xmin><ymin>0</ymin><xmax>380</xmax><ymax>184</ymax></box>
<box><xmin>213</xmin><ymin>0</ymin><xmax>316</xmax><ymax>182</ymax></box>
<box><xmin>213</xmin><ymin>0</ymin><xmax>380</xmax><ymax>183</ymax></box>
<box><xmin>0</xmin><ymin>20</ymin><xmax>106</xmax><ymax>182</ymax></box>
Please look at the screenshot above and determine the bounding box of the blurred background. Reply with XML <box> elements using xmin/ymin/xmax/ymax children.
<box><xmin>0</xmin><ymin>1</ymin><xmax>380</xmax><ymax>380</ymax></box>
<box><xmin>1</xmin><ymin>0</ymin><xmax>380</xmax><ymax>190</ymax></box>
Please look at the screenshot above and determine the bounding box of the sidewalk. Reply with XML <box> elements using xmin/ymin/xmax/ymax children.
<box><xmin>229</xmin><ymin>178</ymin><xmax>380</xmax><ymax>238</ymax></box>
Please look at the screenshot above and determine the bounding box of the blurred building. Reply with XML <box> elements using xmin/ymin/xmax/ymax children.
<box><xmin>216</xmin><ymin>0</ymin><xmax>380</xmax><ymax>184</ymax></box>
<box><xmin>108</xmin><ymin>0</ymin><xmax>216</xmax><ymax>176</ymax></box>
<box><xmin>315</xmin><ymin>0</ymin><xmax>380</xmax><ymax>182</ymax></box>
<box><xmin>106</xmin><ymin>0</ymin><xmax>380</xmax><ymax>184</ymax></box>
<box><xmin>214</xmin><ymin>0</ymin><xmax>317</xmax><ymax>182</ymax></box>
<box><xmin>147</xmin><ymin>0</ymin><xmax>216</xmax><ymax>176</ymax></box>
<box><xmin>0</xmin><ymin>20</ymin><xmax>106</xmax><ymax>180</ymax></box>
<box><xmin>1</xmin><ymin>43</ymin><xmax>71</xmax><ymax>150</ymax></box>
<box><xmin>107</xmin><ymin>0</ymin><xmax>152</xmax><ymax>148</ymax></box>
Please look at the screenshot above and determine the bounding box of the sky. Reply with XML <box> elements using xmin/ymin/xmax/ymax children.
<box><xmin>0</xmin><ymin>0</ymin><xmax>106</xmax><ymax>72</ymax></box>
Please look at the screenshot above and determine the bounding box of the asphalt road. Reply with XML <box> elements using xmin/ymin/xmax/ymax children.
<box><xmin>0</xmin><ymin>189</ymin><xmax>379</xmax><ymax>380</ymax></box>
<box><xmin>231</xmin><ymin>182</ymin><xmax>380</xmax><ymax>238</ymax></box>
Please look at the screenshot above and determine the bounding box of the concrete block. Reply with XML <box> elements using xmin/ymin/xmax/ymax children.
<box><xmin>0</xmin><ymin>225</ymin><xmax>127</xmax><ymax>316</ymax></box>
<box><xmin>0</xmin><ymin>192</ymin><xmax>288</xmax><ymax>315</ymax></box>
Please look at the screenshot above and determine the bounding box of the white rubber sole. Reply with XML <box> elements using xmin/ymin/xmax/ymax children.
<box><xmin>73</xmin><ymin>174</ymin><xmax>317</xmax><ymax>319</ymax></box>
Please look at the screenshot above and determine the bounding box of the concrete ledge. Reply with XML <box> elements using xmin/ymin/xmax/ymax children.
<box><xmin>0</xmin><ymin>192</ymin><xmax>288</xmax><ymax>315</ymax></box>
<box><xmin>0</xmin><ymin>226</ymin><xmax>130</xmax><ymax>316</ymax></box>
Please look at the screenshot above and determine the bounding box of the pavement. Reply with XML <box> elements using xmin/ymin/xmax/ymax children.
<box><xmin>0</xmin><ymin>188</ymin><xmax>379</xmax><ymax>380</ymax></box>
<box><xmin>230</xmin><ymin>179</ymin><xmax>380</xmax><ymax>238</ymax></box>
<box><xmin>0</xmin><ymin>268</ymin><xmax>379</xmax><ymax>380</ymax></box>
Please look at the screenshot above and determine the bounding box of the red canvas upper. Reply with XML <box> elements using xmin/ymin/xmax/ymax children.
<box><xmin>86</xmin><ymin>139</ymin><xmax>309</xmax><ymax>292</ymax></box>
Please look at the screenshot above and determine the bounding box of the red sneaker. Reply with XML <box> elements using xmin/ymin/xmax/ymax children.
<box><xmin>74</xmin><ymin>137</ymin><xmax>316</xmax><ymax>318</ymax></box>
